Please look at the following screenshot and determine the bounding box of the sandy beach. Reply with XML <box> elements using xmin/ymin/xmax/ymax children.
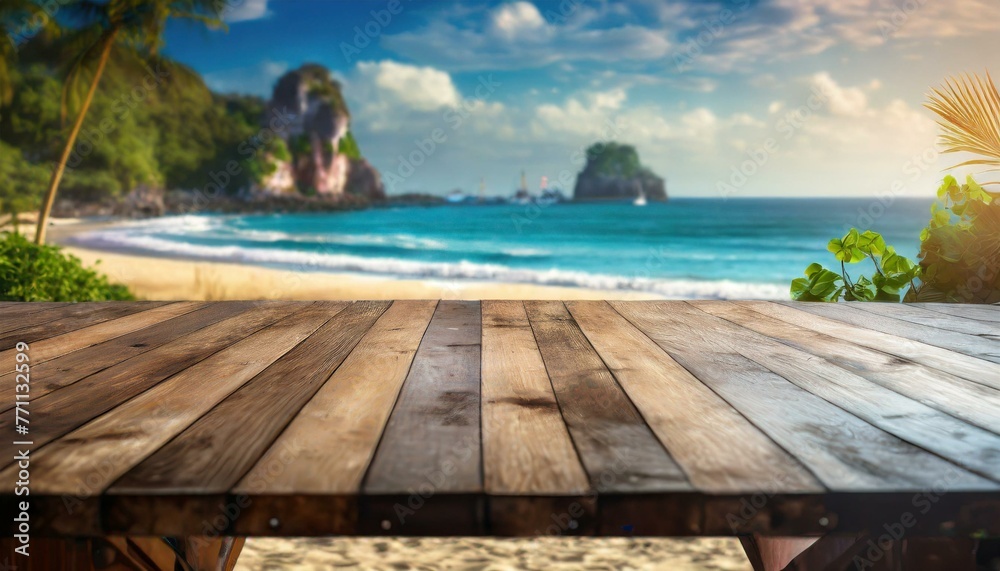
<box><xmin>235</xmin><ymin>537</ymin><xmax>752</xmax><ymax>571</ymax></box>
<box><xmin>41</xmin><ymin>218</ymin><xmax>659</xmax><ymax>302</ymax></box>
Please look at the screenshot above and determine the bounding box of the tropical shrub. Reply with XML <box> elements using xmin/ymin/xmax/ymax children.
<box><xmin>907</xmin><ymin>175</ymin><xmax>999</xmax><ymax>303</ymax></box>
<box><xmin>0</xmin><ymin>232</ymin><xmax>133</xmax><ymax>301</ymax></box>
<box><xmin>791</xmin><ymin>229</ymin><xmax>921</xmax><ymax>302</ymax></box>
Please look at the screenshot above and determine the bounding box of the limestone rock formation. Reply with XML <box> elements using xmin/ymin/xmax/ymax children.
<box><xmin>264</xmin><ymin>64</ymin><xmax>383</xmax><ymax>200</ymax></box>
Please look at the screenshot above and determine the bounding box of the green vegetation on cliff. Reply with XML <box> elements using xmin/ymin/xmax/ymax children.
<box><xmin>584</xmin><ymin>142</ymin><xmax>642</xmax><ymax>178</ymax></box>
<box><xmin>1</xmin><ymin>42</ymin><xmax>270</xmax><ymax>202</ymax></box>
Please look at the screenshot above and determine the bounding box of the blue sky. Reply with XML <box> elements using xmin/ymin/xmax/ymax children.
<box><xmin>163</xmin><ymin>0</ymin><xmax>1000</xmax><ymax>197</ymax></box>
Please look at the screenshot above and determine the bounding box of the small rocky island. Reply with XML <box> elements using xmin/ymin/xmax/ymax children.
<box><xmin>573</xmin><ymin>143</ymin><xmax>667</xmax><ymax>202</ymax></box>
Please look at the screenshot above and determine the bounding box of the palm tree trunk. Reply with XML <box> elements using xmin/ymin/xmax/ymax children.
<box><xmin>34</xmin><ymin>29</ymin><xmax>118</xmax><ymax>245</ymax></box>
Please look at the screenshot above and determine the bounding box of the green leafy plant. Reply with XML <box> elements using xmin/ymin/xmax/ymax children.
<box><xmin>0</xmin><ymin>232</ymin><xmax>133</xmax><ymax>301</ymax></box>
<box><xmin>791</xmin><ymin>229</ymin><xmax>921</xmax><ymax>302</ymax></box>
<box><xmin>907</xmin><ymin>175</ymin><xmax>1000</xmax><ymax>303</ymax></box>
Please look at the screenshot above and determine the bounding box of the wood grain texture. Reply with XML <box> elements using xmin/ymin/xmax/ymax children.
<box><xmin>525</xmin><ymin>301</ymin><xmax>690</xmax><ymax>493</ymax></box>
<box><xmin>0</xmin><ymin>300</ymin><xmax>996</xmax><ymax>538</ymax></box>
<box><xmin>0</xmin><ymin>302</ymin><xmax>70</xmax><ymax>319</ymax></box>
<box><xmin>0</xmin><ymin>301</ymin><xmax>165</xmax><ymax>349</ymax></box>
<box><xmin>0</xmin><ymin>301</ymin><xmax>297</xmax><ymax>469</ymax></box>
<box><xmin>237</xmin><ymin>300</ymin><xmax>437</xmax><ymax>495</ymax></box>
<box><xmin>4</xmin><ymin>303</ymin><xmax>344</xmax><ymax>501</ymax></box>
<box><xmin>567</xmin><ymin>301</ymin><xmax>820</xmax><ymax>494</ymax></box>
<box><xmin>111</xmin><ymin>301</ymin><xmax>391</xmax><ymax>494</ymax></box>
<box><xmin>0</xmin><ymin>302</ymin><xmax>75</xmax><ymax>334</ymax></box>
<box><xmin>360</xmin><ymin>302</ymin><xmax>483</xmax><ymax>533</ymax></box>
<box><xmin>693</xmin><ymin>301</ymin><xmax>1000</xmax><ymax>482</ymax></box>
<box><xmin>364</xmin><ymin>301</ymin><xmax>482</xmax><ymax>495</ymax></box>
<box><xmin>765</xmin><ymin>301</ymin><xmax>1000</xmax><ymax>391</ymax></box>
<box><xmin>0</xmin><ymin>301</ymin><xmax>245</xmax><ymax>409</ymax></box>
<box><xmin>613</xmin><ymin>301</ymin><xmax>993</xmax><ymax>492</ymax></box>
<box><xmin>0</xmin><ymin>301</ymin><xmax>203</xmax><ymax>373</ymax></box>
<box><xmin>480</xmin><ymin>300</ymin><xmax>590</xmax><ymax>496</ymax></box>
<box><xmin>913</xmin><ymin>302</ymin><xmax>1000</xmax><ymax>323</ymax></box>
<box><xmin>784</xmin><ymin>301</ymin><xmax>1000</xmax><ymax>367</ymax></box>
<box><xmin>733</xmin><ymin>301</ymin><xmax>1000</xmax><ymax>436</ymax></box>
<box><xmin>850</xmin><ymin>302</ymin><xmax>1000</xmax><ymax>337</ymax></box>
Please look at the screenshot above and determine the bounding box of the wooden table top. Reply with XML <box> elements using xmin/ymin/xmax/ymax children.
<box><xmin>1</xmin><ymin>300</ymin><xmax>998</xmax><ymax>538</ymax></box>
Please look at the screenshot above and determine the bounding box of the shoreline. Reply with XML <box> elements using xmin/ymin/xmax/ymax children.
<box><xmin>44</xmin><ymin>218</ymin><xmax>660</xmax><ymax>301</ymax></box>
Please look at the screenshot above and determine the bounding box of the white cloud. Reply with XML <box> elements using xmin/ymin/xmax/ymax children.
<box><xmin>811</xmin><ymin>72</ymin><xmax>868</xmax><ymax>117</ymax></box>
<box><xmin>489</xmin><ymin>2</ymin><xmax>548</xmax><ymax>39</ymax></box>
<box><xmin>354</xmin><ymin>61</ymin><xmax>461</xmax><ymax>112</ymax></box>
<box><xmin>223</xmin><ymin>0</ymin><xmax>271</xmax><ymax>23</ymax></box>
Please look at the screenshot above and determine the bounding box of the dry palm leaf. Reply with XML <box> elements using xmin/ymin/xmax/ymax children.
<box><xmin>926</xmin><ymin>72</ymin><xmax>1000</xmax><ymax>187</ymax></box>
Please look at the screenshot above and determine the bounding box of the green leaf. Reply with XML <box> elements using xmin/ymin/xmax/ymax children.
<box><xmin>858</xmin><ymin>230</ymin><xmax>886</xmax><ymax>256</ymax></box>
<box><xmin>933</xmin><ymin>209</ymin><xmax>951</xmax><ymax>227</ymax></box>
<box><xmin>804</xmin><ymin>263</ymin><xmax>824</xmax><ymax>278</ymax></box>
<box><xmin>938</xmin><ymin>175</ymin><xmax>958</xmax><ymax>199</ymax></box>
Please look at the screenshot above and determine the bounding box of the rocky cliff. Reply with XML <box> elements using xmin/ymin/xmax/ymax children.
<box><xmin>262</xmin><ymin>65</ymin><xmax>384</xmax><ymax>201</ymax></box>
<box><xmin>573</xmin><ymin>143</ymin><xmax>667</xmax><ymax>202</ymax></box>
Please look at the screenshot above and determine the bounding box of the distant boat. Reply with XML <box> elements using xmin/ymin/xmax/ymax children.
<box><xmin>633</xmin><ymin>186</ymin><xmax>647</xmax><ymax>206</ymax></box>
<box><xmin>446</xmin><ymin>190</ymin><xmax>470</xmax><ymax>204</ymax></box>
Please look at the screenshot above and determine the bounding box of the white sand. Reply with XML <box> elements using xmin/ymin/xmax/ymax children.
<box><xmin>236</xmin><ymin>537</ymin><xmax>752</xmax><ymax>571</ymax></box>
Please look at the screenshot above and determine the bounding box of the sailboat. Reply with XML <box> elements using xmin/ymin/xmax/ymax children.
<box><xmin>633</xmin><ymin>183</ymin><xmax>647</xmax><ymax>206</ymax></box>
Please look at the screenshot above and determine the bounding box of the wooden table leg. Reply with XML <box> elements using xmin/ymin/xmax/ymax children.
<box><xmin>742</xmin><ymin>534</ymin><xmax>981</xmax><ymax>570</ymax></box>
<box><xmin>2</xmin><ymin>536</ymin><xmax>245</xmax><ymax>570</ymax></box>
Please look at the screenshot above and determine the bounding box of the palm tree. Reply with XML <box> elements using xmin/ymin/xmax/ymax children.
<box><xmin>1</xmin><ymin>0</ymin><xmax>52</xmax><ymax>121</ymax></box>
<box><xmin>925</xmin><ymin>71</ymin><xmax>1000</xmax><ymax>193</ymax></box>
<box><xmin>33</xmin><ymin>0</ymin><xmax>226</xmax><ymax>244</ymax></box>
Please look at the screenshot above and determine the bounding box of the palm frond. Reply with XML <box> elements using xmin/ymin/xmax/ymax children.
<box><xmin>925</xmin><ymin>72</ymin><xmax>1000</xmax><ymax>173</ymax></box>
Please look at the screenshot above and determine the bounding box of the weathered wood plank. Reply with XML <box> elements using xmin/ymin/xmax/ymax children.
<box><xmin>0</xmin><ymin>301</ymin><xmax>248</xmax><ymax>409</ymax></box>
<box><xmin>566</xmin><ymin>301</ymin><xmax>820</xmax><ymax>494</ymax></box>
<box><xmin>612</xmin><ymin>301</ymin><xmax>993</xmax><ymax>492</ymax></box>
<box><xmin>765</xmin><ymin>302</ymin><xmax>1000</xmax><ymax>391</ymax></box>
<box><xmin>851</xmin><ymin>301</ymin><xmax>1000</xmax><ymax>337</ymax></box>
<box><xmin>227</xmin><ymin>301</ymin><xmax>436</xmax><ymax>536</ymax></box>
<box><xmin>0</xmin><ymin>302</ymin><xmax>299</xmax><ymax>470</ymax></box>
<box><xmin>732</xmin><ymin>302</ymin><xmax>1000</xmax><ymax>436</ymax></box>
<box><xmin>0</xmin><ymin>301</ymin><xmax>203</xmax><ymax>373</ymax></box>
<box><xmin>109</xmin><ymin>301</ymin><xmax>391</xmax><ymax>493</ymax></box>
<box><xmin>481</xmin><ymin>301</ymin><xmax>594</xmax><ymax>536</ymax></box>
<box><xmin>0</xmin><ymin>302</ymin><xmax>140</xmax><ymax>338</ymax></box>
<box><xmin>361</xmin><ymin>301</ymin><xmax>482</xmax><ymax>534</ymax></box>
<box><xmin>0</xmin><ymin>302</ymin><xmax>73</xmax><ymax>331</ymax></box>
<box><xmin>239</xmin><ymin>301</ymin><xmax>437</xmax><ymax>491</ymax></box>
<box><xmin>913</xmin><ymin>302</ymin><xmax>1000</xmax><ymax>324</ymax></box>
<box><xmin>480</xmin><ymin>301</ymin><xmax>589</xmax><ymax>496</ymax></box>
<box><xmin>525</xmin><ymin>301</ymin><xmax>690</xmax><ymax>493</ymax></box>
<box><xmin>693</xmin><ymin>301</ymin><xmax>1000</xmax><ymax>482</ymax></box>
<box><xmin>0</xmin><ymin>302</ymin><xmax>70</xmax><ymax>319</ymax></box>
<box><xmin>0</xmin><ymin>301</ymin><xmax>166</xmax><ymax>350</ymax></box>
<box><xmin>1</xmin><ymin>303</ymin><xmax>341</xmax><ymax>536</ymax></box>
<box><xmin>784</xmin><ymin>301</ymin><xmax>1000</xmax><ymax>366</ymax></box>
<box><xmin>6</xmin><ymin>303</ymin><xmax>343</xmax><ymax>496</ymax></box>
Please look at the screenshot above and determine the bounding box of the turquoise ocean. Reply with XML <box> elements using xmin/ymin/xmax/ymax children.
<box><xmin>72</xmin><ymin>198</ymin><xmax>931</xmax><ymax>299</ymax></box>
